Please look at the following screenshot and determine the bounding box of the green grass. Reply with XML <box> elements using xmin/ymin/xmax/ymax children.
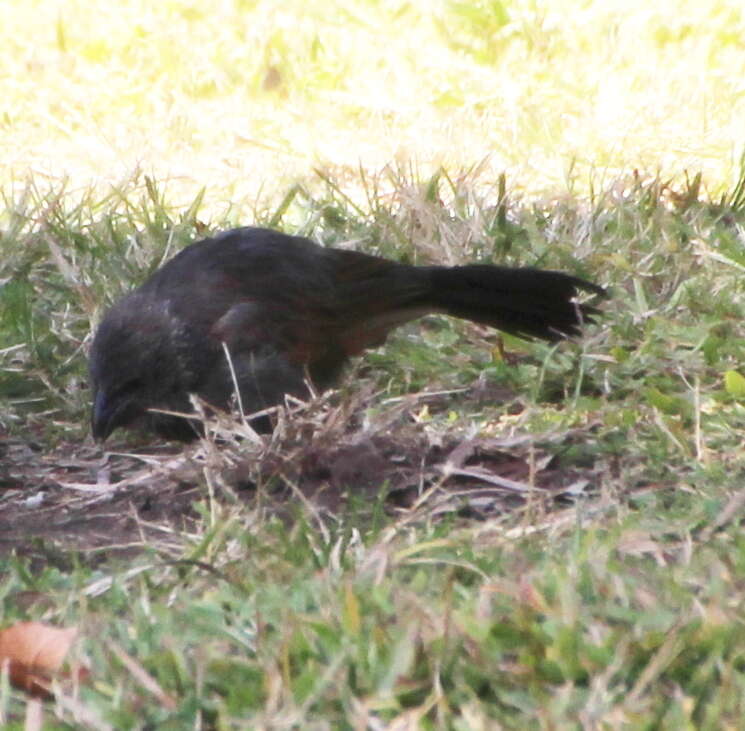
<box><xmin>7</xmin><ymin>491</ymin><xmax>745</xmax><ymax>728</ymax></box>
<box><xmin>3</xmin><ymin>1</ymin><xmax>745</xmax><ymax>727</ymax></box>
<box><xmin>1</xmin><ymin>168</ymin><xmax>745</xmax><ymax>727</ymax></box>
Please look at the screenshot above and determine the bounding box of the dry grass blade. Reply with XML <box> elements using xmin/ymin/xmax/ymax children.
<box><xmin>106</xmin><ymin>640</ymin><xmax>177</xmax><ymax>711</ymax></box>
<box><xmin>440</xmin><ymin>464</ymin><xmax>536</xmax><ymax>492</ymax></box>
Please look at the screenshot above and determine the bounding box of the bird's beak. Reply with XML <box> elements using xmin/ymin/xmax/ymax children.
<box><xmin>91</xmin><ymin>389</ymin><xmax>115</xmax><ymax>442</ymax></box>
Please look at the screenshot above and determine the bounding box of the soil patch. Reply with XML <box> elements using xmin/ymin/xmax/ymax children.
<box><xmin>1</xmin><ymin>426</ymin><xmax>598</xmax><ymax>564</ymax></box>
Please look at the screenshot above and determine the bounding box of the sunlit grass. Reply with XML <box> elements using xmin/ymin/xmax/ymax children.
<box><xmin>2</xmin><ymin>0</ymin><xmax>744</xmax><ymax>208</ymax></box>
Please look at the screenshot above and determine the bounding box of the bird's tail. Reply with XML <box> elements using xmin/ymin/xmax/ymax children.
<box><xmin>424</xmin><ymin>264</ymin><xmax>605</xmax><ymax>341</ymax></box>
<box><xmin>330</xmin><ymin>249</ymin><xmax>604</xmax><ymax>347</ymax></box>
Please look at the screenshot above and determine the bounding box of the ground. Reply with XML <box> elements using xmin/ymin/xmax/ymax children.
<box><xmin>1</xmin><ymin>382</ymin><xmax>603</xmax><ymax>558</ymax></box>
<box><xmin>2</xmin><ymin>1</ymin><xmax>745</xmax><ymax>725</ymax></box>
<box><xmin>1</xmin><ymin>169</ymin><xmax>744</xmax><ymax>729</ymax></box>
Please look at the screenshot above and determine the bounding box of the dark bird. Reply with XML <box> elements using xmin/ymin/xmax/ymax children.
<box><xmin>89</xmin><ymin>226</ymin><xmax>605</xmax><ymax>442</ymax></box>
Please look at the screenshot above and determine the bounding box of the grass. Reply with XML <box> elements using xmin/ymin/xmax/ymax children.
<box><xmin>2</xmin><ymin>0</ymin><xmax>745</xmax><ymax>727</ymax></box>
<box><xmin>1</xmin><ymin>168</ymin><xmax>745</xmax><ymax>727</ymax></box>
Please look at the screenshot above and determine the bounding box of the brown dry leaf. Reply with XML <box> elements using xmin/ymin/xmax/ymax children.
<box><xmin>0</xmin><ymin>621</ymin><xmax>84</xmax><ymax>698</ymax></box>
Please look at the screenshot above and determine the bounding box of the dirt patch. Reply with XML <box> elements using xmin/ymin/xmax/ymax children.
<box><xmin>0</xmin><ymin>439</ymin><xmax>202</xmax><ymax>562</ymax></box>
<box><xmin>0</xmin><ymin>390</ymin><xmax>602</xmax><ymax>561</ymax></box>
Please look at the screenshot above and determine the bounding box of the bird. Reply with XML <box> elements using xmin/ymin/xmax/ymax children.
<box><xmin>89</xmin><ymin>226</ymin><xmax>605</xmax><ymax>442</ymax></box>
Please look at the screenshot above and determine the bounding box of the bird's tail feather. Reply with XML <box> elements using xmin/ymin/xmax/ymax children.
<box><xmin>426</xmin><ymin>264</ymin><xmax>605</xmax><ymax>341</ymax></box>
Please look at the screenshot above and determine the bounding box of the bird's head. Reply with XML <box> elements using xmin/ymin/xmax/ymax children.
<box><xmin>89</xmin><ymin>294</ymin><xmax>199</xmax><ymax>442</ymax></box>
